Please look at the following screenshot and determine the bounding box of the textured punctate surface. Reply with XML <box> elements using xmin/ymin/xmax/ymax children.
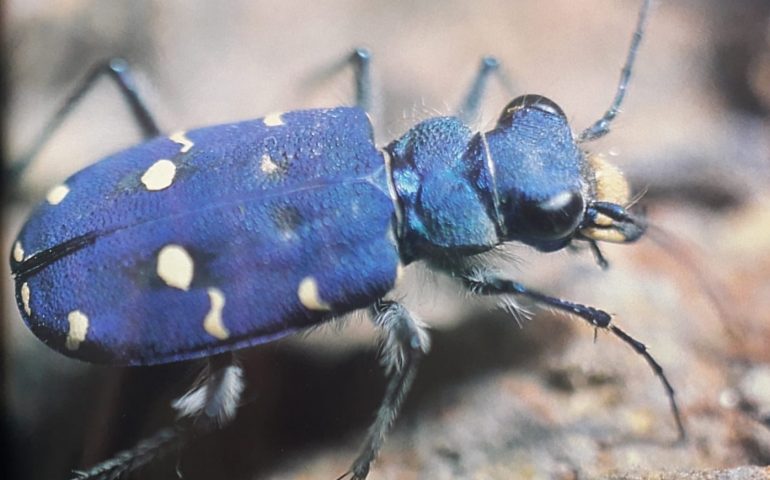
<box><xmin>12</xmin><ymin>107</ymin><xmax>398</xmax><ymax>364</ymax></box>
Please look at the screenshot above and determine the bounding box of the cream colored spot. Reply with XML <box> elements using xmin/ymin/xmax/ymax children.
<box><xmin>593</xmin><ymin>213</ymin><xmax>614</xmax><ymax>227</ymax></box>
<box><xmin>65</xmin><ymin>310</ymin><xmax>89</xmax><ymax>351</ymax></box>
<box><xmin>298</xmin><ymin>276</ymin><xmax>331</xmax><ymax>311</ymax></box>
<box><xmin>263</xmin><ymin>112</ymin><xmax>285</xmax><ymax>127</ymax></box>
<box><xmin>157</xmin><ymin>244</ymin><xmax>194</xmax><ymax>290</ymax></box>
<box><xmin>203</xmin><ymin>287</ymin><xmax>229</xmax><ymax>340</ymax></box>
<box><xmin>13</xmin><ymin>241</ymin><xmax>25</xmax><ymax>263</ymax></box>
<box><xmin>588</xmin><ymin>154</ymin><xmax>630</xmax><ymax>205</ymax></box>
<box><xmin>581</xmin><ymin>227</ymin><xmax>627</xmax><ymax>243</ymax></box>
<box><xmin>260</xmin><ymin>154</ymin><xmax>280</xmax><ymax>174</ymax></box>
<box><xmin>581</xmin><ymin>155</ymin><xmax>634</xmax><ymax>243</ymax></box>
<box><xmin>46</xmin><ymin>184</ymin><xmax>70</xmax><ymax>205</ymax></box>
<box><xmin>169</xmin><ymin>131</ymin><xmax>194</xmax><ymax>153</ymax></box>
<box><xmin>141</xmin><ymin>159</ymin><xmax>177</xmax><ymax>191</ymax></box>
<box><xmin>20</xmin><ymin>282</ymin><xmax>31</xmax><ymax>316</ymax></box>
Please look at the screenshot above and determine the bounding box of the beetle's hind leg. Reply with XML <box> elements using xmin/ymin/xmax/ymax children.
<box><xmin>70</xmin><ymin>353</ymin><xmax>243</xmax><ymax>480</ymax></box>
<box><xmin>338</xmin><ymin>300</ymin><xmax>430</xmax><ymax>480</ymax></box>
<box><xmin>10</xmin><ymin>58</ymin><xmax>161</xmax><ymax>182</ymax></box>
<box><xmin>172</xmin><ymin>351</ymin><xmax>245</xmax><ymax>429</ymax></box>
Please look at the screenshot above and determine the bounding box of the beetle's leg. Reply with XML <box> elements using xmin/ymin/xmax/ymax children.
<box><xmin>172</xmin><ymin>352</ymin><xmax>244</xmax><ymax>428</ymax></box>
<box><xmin>70</xmin><ymin>353</ymin><xmax>242</xmax><ymax>480</ymax></box>
<box><xmin>350</xmin><ymin>48</ymin><xmax>373</xmax><ymax>113</ymax></box>
<box><xmin>578</xmin><ymin>0</ymin><xmax>652</xmax><ymax>142</ymax></box>
<box><xmin>338</xmin><ymin>300</ymin><xmax>431</xmax><ymax>480</ymax></box>
<box><xmin>587</xmin><ymin>240</ymin><xmax>610</xmax><ymax>270</ymax></box>
<box><xmin>457</xmin><ymin>56</ymin><xmax>515</xmax><ymax>124</ymax></box>
<box><xmin>10</xmin><ymin>58</ymin><xmax>161</xmax><ymax>181</ymax></box>
<box><xmin>568</xmin><ymin>240</ymin><xmax>611</xmax><ymax>270</ymax></box>
<box><xmin>304</xmin><ymin>48</ymin><xmax>374</xmax><ymax>113</ymax></box>
<box><xmin>69</xmin><ymin>427</ymin><xmax>182</xmax><ymax>480</ymax></box>
<box><xmin>461</xmin><ymin>269</ymin><xmax>686</xmax><ymax>440</ymax></box>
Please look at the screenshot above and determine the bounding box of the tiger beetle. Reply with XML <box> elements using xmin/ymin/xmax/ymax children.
<box><xmin>9</xmin><ymin>0</ymin><xmax>684</xmax><ymax>478</ymax></box>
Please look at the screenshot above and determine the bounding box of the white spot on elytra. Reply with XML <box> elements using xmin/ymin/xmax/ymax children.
<box><xmin>141</xmin><ymin>159</ymin><xmax>177</xmax><ymax>191</ymax></box>
<box><xmin>65</xmin><ymin>310</ymin><xmax>89</xmax><ymax>351</ymax></box>
<box><xmin>20</xmin><ymin>282</ymin><xmax>31</xmax><ymax>316</ymax></box>
<box><xmin>260</xmin><ymin>154</ymin><xmax>280</xmax><ymax>174</ymax></box>
<box><xmin>203</xmin><ymin>287</ymin><xmax>229</xmax><ymax>340</ymax></box>
<box><xmin>169</xmin><ymin>131</ymin><xmax>194</xmax><ymax>153</ymax></box>
<box><xmin>46</xmin><ymin>184</ymin><xmax>70</xmax><ymax>205</ymax></box>
<box><xmin>297</xmin><ymin>276</ymin><xmax>331</xmax><ymax>311</ymax></box>
<box><xmin>157</xmin><ymin>244</ymin><xmax>194</xmax><ymax>290</ymax></box>
<box><xmin>263</xmin><ymin>112</ymin><xmax>285</xmax><ymax>127</ymax></box>
<box><xmin>13</xmin><ymin>241</ymin><xmax>25</xmax><ymax>262</ymax></box>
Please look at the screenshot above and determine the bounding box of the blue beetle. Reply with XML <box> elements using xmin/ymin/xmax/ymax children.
<box><xmin>10</xmin><ymin>0</ymin><xmax>682</xmax><ymax>478</ymax></box>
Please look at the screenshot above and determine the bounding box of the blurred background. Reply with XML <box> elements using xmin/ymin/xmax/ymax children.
<box><xmin>3</xmin><ymin>0</ymin><xmax>770</xmax><ymax>478</ymax></box>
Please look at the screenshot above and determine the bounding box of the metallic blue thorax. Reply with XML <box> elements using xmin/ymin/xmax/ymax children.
<box><xmin>387</xmin><ymin>117</ymin><xmax>499</xmax><ymax>261</ymax></box>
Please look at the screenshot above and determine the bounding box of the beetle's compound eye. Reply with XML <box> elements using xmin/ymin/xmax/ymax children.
<box><xmin>498</xmin><ymin>95</ymin><xmax>566</xmax><ymax>127</ymax></box>
<box><xmin>517</xmin><ymin>189</ymin><xmax>585</xmax><ymax>241</ymax></box>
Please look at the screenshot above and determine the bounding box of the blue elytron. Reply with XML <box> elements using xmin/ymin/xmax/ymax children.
<box><xmin>10</xmin><ymin>0</ymin><xmax>681</xmax><ymax>478</ymax></box>
<box><xmin>13</xmin><ymin>108</ymin><xmax>399</xmax><ymax>365</ymax></box>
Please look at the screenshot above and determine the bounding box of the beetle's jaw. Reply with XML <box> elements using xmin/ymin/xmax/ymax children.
<box><xmin>579</xmin><ymin>154</ymin><xmax>644</xmax><ymax>243</ymax></box>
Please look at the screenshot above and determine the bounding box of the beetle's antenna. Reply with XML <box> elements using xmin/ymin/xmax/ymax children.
<box><xmin>579</xmin><ymin>0</ymin><xmax>653</xmax><ymax>142</ymax></box>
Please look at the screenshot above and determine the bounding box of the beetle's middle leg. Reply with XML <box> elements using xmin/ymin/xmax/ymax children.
<box><xmin>173</xmin><ymin>351</ymin><xmax>245</xmax><ymax>429</ymax></box>
<box><xmin>339</xmin><ymin>300</ymin><xmax>430</xmax><ymax>480</ymax></box>
<box><xmin>457</xmin><ymin>56</ymin><xmax>515</xmax><ymax>124</ymax></box>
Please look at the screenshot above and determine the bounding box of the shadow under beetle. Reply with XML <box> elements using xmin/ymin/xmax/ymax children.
<box><xmin>9</xmin><ymin>0</ymin><xmax>683</xmax><ymax>478</ymax></box>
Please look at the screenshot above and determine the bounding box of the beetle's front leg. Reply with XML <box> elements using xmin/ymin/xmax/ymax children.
<box><xmin>339</xmin><ymin>300</ymin><xmax>430</xmax><ymax>480</ymax></box>
<box><xmin>464</xmin><ymin>270</ymin><xmax>613</xmax><ymax>328</ymax></box>
<box><xmin>461</xmin><ymin>268</ymin><xmax>686</xmax><ymax>440</ymax></box>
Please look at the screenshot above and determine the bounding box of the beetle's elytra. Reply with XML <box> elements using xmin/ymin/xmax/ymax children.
<box><xmin>10</xmin><ymin>0</ymin><xmax>682</xmax><ymax>478</ymax></box>
<box><xmin>13</xmin><ymin>108</ymin><xmax>399</xmax><ymax>365</ymax></box>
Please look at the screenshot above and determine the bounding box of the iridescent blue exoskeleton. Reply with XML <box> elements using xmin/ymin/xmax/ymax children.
<box><xmin>9</xmin><ymin>0</ymin><xmax>682</xmax><ymax>478</ymax></box>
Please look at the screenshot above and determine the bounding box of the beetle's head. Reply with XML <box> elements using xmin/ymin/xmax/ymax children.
<box><xmin>484</xmin><ymin>94</ymin><xmax>644</xmax><ymax>252</ymax></box>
